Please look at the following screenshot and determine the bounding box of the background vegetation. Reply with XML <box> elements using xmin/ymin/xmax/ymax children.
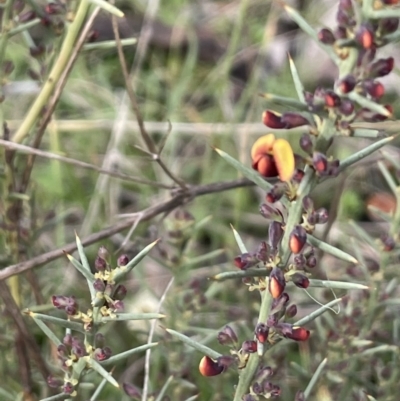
<box><xmin>1</xmin><ymin>0</ymin><xmax>400</xmax><ymax>400</ymax></box>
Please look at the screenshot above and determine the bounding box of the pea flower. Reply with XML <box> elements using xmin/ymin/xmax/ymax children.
<box><xmin>251</xmin><ymin>133</ymin><xmax>295</xmax><ymax>182</ymax></box>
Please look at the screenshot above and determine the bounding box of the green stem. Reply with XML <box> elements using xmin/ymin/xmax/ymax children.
<box><xmin>12</xmin><ymin>0</ymin><xmax>90</xmax><ymax>143</ymax></box>
<box><xmin>233</xmin><ymin>119</ymin><xmax>336</xmax><ymax>400</ymax></box>
<box><xmin>233</xmin><ymin>290</ymin><xmax>272</xmax><ymax>401</ymax></box>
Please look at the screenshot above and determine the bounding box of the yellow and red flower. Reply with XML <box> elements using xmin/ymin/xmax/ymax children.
<box><xmin>251</xmin><ymin>133</ymin><xmax>295</xmax><ymax>182</ymax></box>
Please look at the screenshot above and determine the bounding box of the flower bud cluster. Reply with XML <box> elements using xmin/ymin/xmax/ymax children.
<box><xmin>92</xmin><ymin>247</ymin><xmax>130</xmax><ymax>318</ymax></box>
<box><xmin>314</xmin><ymin>0</ymin><xmax>396</xmax><ymax>129</ymax></box>
<box><xmin>48</xmin><ymin>333</ymin><xmax>112</xmax><ymax>395</ymax></box>
<box><xmin>51</xmin><ymin>247</ymin><xmax>130</xmax><ymax>332</ymax></box>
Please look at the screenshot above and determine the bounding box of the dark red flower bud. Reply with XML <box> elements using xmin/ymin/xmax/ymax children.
<box><xmin>199</xmin><ymin>356</ymin><xmax>225</xmax><ymax>376</ymax></box>
<box><xmin>337</xmin><ymin>74</ymin><xmax>356</xmax><ymax>93</ymax></box>
<box><xmin>270</xmin><ymin>292</ymin><xmax>289</xmax><ymax>314</ymax></box>
<box><xmin>112</xmin><ymin>300</ymin><xmax>124</xmax><ymax>312</ymax></box>
<box><xmin>368</xmin><ymin>57</ymin><xmax>394</xmax><ymax>78</ymax></box>
<box><xmin>380</xmin><ymin>17</ymin><xmax>399</xmax><ymax>34</ymax></box>
<box><xmin>218</xmin><ymin>325</ymin><xmax>238</xmax><ymax>346</ymax></box>
<box><xmin>262</xmin><ymin>110</ymin><xmax>285</xmax><ymax>129</ymax></box>
<box><xmin>117</xmin><ymin>254</ymin><xmax>129</xmax><ymax>266</ymax></box>
<box><xmin>313</xmin><ymin>152</ymin><xmax>328</xmax><ymax>175</ymax></box>
<box><xmin>356</xmin><ymin>25</ymin><xmax>375</xmax><ymax>49</ymax></box>
<box><xmin>299</xmin><ymin>133</ymin><xmax>313</xmax><ymax>155</ymax></box>
<box><xmin>255</xmin><ymin>241</ymin><xmax>269</xmax><ymax>263</ymax></box>
<box><xmin>252</xmin><ymin>381</ymin><xmax>263</xmax><ymax>395</ymax></box>
<box><xmin>307</xmin><ymin>212</ymin><xmax>318</xmax><ymax>225</ymax></box>
<box><xmin>265</xmin><ymin>184</ymin><xmax>285</xmax><ymax>203</ymax></box>
<box><xmin>93</xmin><ymin>278</ymin><xmax>105</xmax><ymax>292</ymax></box>
<box><xmin>52</xmin><ymin>295</ymin><xmax>68</xmax><ymax>309</ymax></box>
<box><xmin>94</xmin><ymin>256</ymin><xmax>107</xmax><ymax>271</ymax></box>
<box><xmin>263</xmin><ymin>382</ymin><xmax>281</xmax><ymax>397</ymax></box>
<box><xmin>281</xmin><ymin>112</ymin><xmax>310</xmax><ymax>128</ymax></box>
<box><xmin>234</xmin><ymin>253</ymin><xmax>258</xmax><ymax>270</ymax></box>
<box><xmin>286</xmin><ymin>304</ymin><xmax>298</xmax><ymax>318</ymax></box>
<box><xmin>254</xmin><ymin>365</ymin><xmax>274</xmax><ymax>382</ymax></box>
<box><xmin>324</xmin><ymin>90</ymin><xmax>341</xmax><ymax>107</ymax></box>
<box><xmin>255</xmin><ymin>323</ymin><xmax>269</xmax><ymax>344</ymax></box>
<box><xmin>113</xmin><ymin>284</ymin><xmax>127</xmax><ymax>300</ymax></box>
<box><xmin>242</xmin><ymin>340</ymin><xmax>258</xmax><ymax>353</ymax></box>
<box><xmin>292</xmin><ymin>169</ymin><xmax>305</xmax><ymax>184</ymax></box>
<box><xmin>381</xmin><ymin>234</ymin><xmax>395</xmax><ymax>251</ymax></box>
<box><xmin>382</xmin><ymin>0</ymin><xmax>400</xmax><ymax>4</ymax></box>
<box><xmin>294</xmin><ymin>254</ymin><xmax>306</xmax><ymax>269</ymax></box>
<box><xmin>318</xmin><ymin>28</ymin><xmax>336</xmax><ymax>44</ymax></box>
<box><xmin>286</xmin><ymin>326</ymin><xmax>310</xmax><ymax>341</ymax></box>
<box><xmin>289</xmin><ymin>226</ymin><xmax>307</xmax><ymax>254</ymax></box>
<box><xmin>335</xmin><ymin>26</ymin><xmax>347</xmax><ymax>39</ymax></box>
<box><xmin>268</xmin><ymin>221</ymin><xmax>283</xmax><ymax>249</ymax></box>
<box><xmin>363</xmin><ymin>80</ymin><xmax>385</xmax><ymax>99</ymax></box>
<box><xmin>306</xmin><ymin>255</ymin><xmax>317</xmax><ymax>268</ymax></box>
<box><xmin>260</xmin><ymin>203</ymin><xmax>277</xmax><ymax>219</ymax></box>
<box><xmin>94</xmin><ymin>346</ymin><xmax>112</xmax><ymax>361</ymax></box>
<box><xmin>63</xmin><ymin>382</ymin><xmax>75</xmax><ymax>395</ymax></box>
<box><xmin>71</xmin><ymin>342</ymin><xmax>87</xmax><ymax>358</ymax></box>
<box><xmin>65</xmin><ymin>304</ymin><xmax>78</xmax><ymax>316</ymax></box>
<box><xmin>269</xmin><ymin>267</ymin><xmax>286</xmax><ymax>298</ymax></box>
<box><xmin>123</xmin><ymin>383</ymin><xmax>142</xmax><ymax>398</ymax></box>
<box><xmin>336</xmin><ymin>8</ymin><xmax>355</xmax><ymax>27</ymax></box>
<box><xmin>339</xmin><ymin>99</ymin><xmax>355</xmax><ymax>116</ymax></box>
<box><xmin>315</xmin><ymin>208</ymin><xmax>329</xmax><ymax>224</ymax></box>
<box><xmin>292</xmin><ymin>273</ymin><xmax>310</xmax><ymax>288</ymax></box>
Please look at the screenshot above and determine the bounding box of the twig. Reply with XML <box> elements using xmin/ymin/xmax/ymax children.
<box><xmin>0</xmin><ymin>281</ymin><xmax>51</xmax><ymax>382</ymax></box>
<box><xmin>111</xmin><ymin>16</ymin><xmax>187</xmax><ymax>189</ymax></box>
<box><xmin>0</xmin><ymin>138</ymin><xmax>173</xmax><ymax>189</ymax></box>
<box><xmin>0</xmin><ymin>178</ymin><xmax>253</xmax><ymax>281</ymax></box>
<box><xmin>142</xmin><ymin>277</ymin><xmax>175</xmax><ymax>401</ymax></box>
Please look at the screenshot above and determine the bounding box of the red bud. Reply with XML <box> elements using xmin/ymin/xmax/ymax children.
<box><xmin>199</xmin><ymin>356</ymin><xmax>224</xmax><ymax>376</ymax></box>
<box><xmin>289</xmin><ymin>226</ymin><xmax>307</xmax><ymax>254</ymax></box>
<box><xmin>355</xmin><ymin>25</ymin><xmax>375</xmax><ymax>49</ymax></box>
<box><xmin>255</xmin><ymin>323</ymin><xmax>269</xmax><ymax>344</ymax></box>
<box><xmin>262</xmin><ymin>110</ymin><xmax>285</xmax><ymax>129</ymax></box>
<box><xmin>312</xmin><ymin>152</ymin><xmax>329</xmax><ymax>175</ymax></box>
<box><xmin>324</xmin><ymin>90</ymin><xmax>341</xmax><ymax>107</ymax></box>
<box><xmin>292</xmin><ymin>273</ymin><xmax>310</xmax><ymax>289</ymax></box>
<box><xmin>318</xmin><ymin>28</ymin><xmax>335</xmax><ymax>45</ymax></box>
<box><xmin>269</xmin><ymin>267</ymin><xmax>285</xmax><ymax>298</ymax></box>
<box><xmin>337</xmin><ymin>74</ymin><xmax>356</xmax><ymax>93</ymax></box>
<box><xmin>286</xmin><ymin>326</ymin><xmax>310</xmax><ymax>341</ymax></box>
<box><xmin>368</xmin><ymin>57</ymin><xmax>394</xmax><ymax>78</ymax></box>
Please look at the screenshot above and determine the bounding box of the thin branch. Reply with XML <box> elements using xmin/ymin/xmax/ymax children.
<box><xmin>19</xmin><ymin>7</ymin><xmax>101</xmax><ymax>193</ymax></box>
<box><xmin>0</xmin><ymin>178</ymin><xmax>253</xmax><ymax>281</ymax></box>
<box><xmin>142</xmin><ymin>277</ymin><xmax>174</xmax><ymax>401</ymax></box>
<box><xmin>111</xmin><ymin>16</ymin><xmax>187</xmax><ymax>189</ymax></box>
<box><xmin>0</xmin><ymin>139</ymin><xmax>173</xmax><ymax>189</ymax></box>
<box><xmin>0</xmin><ymin>281</ymin><xmax>51</xmax><ymax>382</ymax></box>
